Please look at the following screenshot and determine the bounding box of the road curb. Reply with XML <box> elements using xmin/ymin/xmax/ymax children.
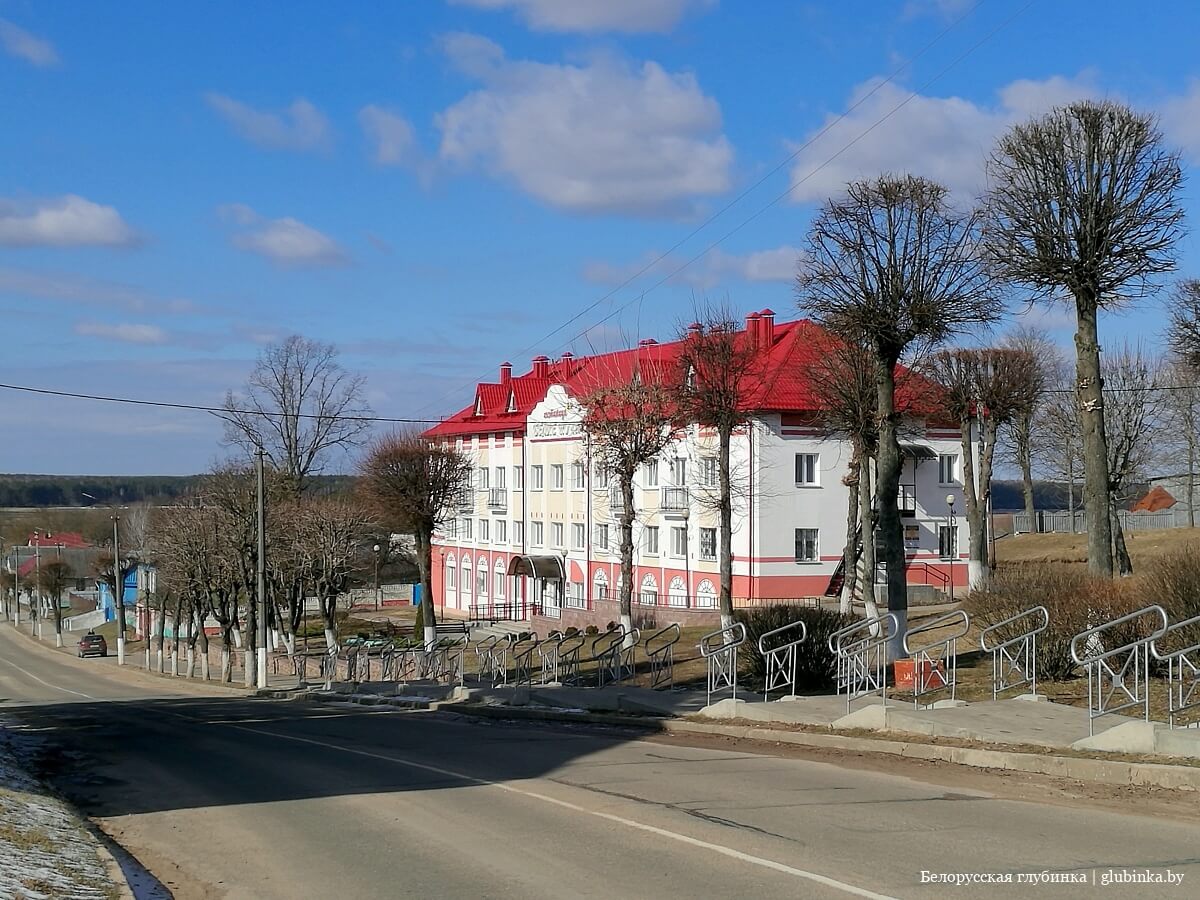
<box><xmin>442</xmin><ymin>702</ymin><xmax>1200</xmax><ymax>792</ymax></box>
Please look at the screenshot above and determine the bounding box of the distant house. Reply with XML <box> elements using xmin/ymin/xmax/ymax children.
<box><xmin>1132</xmin><ymin>484</ymin><xmax>1178</xmax><ymax>513</ymax></box>
<box><xmin>1142</xmin><ymin>474</ymin><xmax>1200</xmax><ymax>515</ymax></box>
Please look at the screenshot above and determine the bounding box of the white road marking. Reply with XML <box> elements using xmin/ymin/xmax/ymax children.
<box><xmin>198</xmin><ymin>716</ymin><xmax>897</xmax><ymax>900</ymax></box>
<box><xmin>0</xmin><ymin>653</ymin><xmax>96</xmax><ymax>699</ymax></box>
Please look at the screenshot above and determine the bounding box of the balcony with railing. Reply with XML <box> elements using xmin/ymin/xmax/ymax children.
<box><xmin>488</xmin><ymin>488</ymin><xmax>508</xmax><ymax>511</ymax></box>
<box><xmin>660</xmin><ymin>487</ymin><xmax>689</xmax><ymax>517</ymax></box>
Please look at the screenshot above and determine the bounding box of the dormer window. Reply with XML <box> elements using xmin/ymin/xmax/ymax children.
<box><xmin>474</xmin><ymin>394</ymin><xmax>483</xmax><ymax>416</ymax></box>
<box><xmin>506</xmin><ymin>390</ymin><xmax>516</xmax><ymax>413</ymax></box>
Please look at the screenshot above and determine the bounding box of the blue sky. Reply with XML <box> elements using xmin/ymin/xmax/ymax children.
<box><xmin>2</xmin><ymin>0</ymin><xmax>1200</xmax><ymax>475</ymax></box>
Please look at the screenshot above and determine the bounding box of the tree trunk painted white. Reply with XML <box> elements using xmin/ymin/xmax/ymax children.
<box><xmin>283</xmin><ymin>632</ymin><xmax>295</xmax><ymax>656</ymax></box>
<box><xmin>244</xmin><ymin>649</ymin><xmax>256</xmax><ymax>687</ymax></box>
<box><xmin>620</xmin><ymin>612</ymin><xmax>634</xmax><ymax>650</ymax></box>
<box><xmin>967</xmin><ymin>558</ymin><xmax>987</xmax><ymax>592</ymax></box>
<box><xmin>324</xmin><ymin>627</ymin><xmax>337</xmax><ymax>650</ymax></box>
<box><xmin>55</xmin><ymin>632</ymin><xmax>63</xmax><ymax>648</ymax></box>
<box><xmin>117</xmin><ymin>635</ymin><xmax>126</xmax><ymax>665</ymax></box>
<box><xmin>186</xmin><ymin>646</ymin><xmax>195</xmax><ymax>678</ymax></box>
<box><xmin>232</xmin><ymin>627</ymin><xmax>243</xmax><ymax>649</ymax></box>
<box><xmin>719</xmin><ymin>613</ymin><xmax>734</xmax><ymax>630</ymax></box>
<box><xmin>221</xmin><ymin>646</ymin><xmax>231</xmax><ymax>682</ymax></box>
<box><xmin>423</xmin><ymin>624</ymin><xmax>436</xmax><ymax>652</ymax></box>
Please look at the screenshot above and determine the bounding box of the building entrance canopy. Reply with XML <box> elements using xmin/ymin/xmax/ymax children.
<box><xmin>506</xmin><ymin>555</ymin><xmax>567</xmax><ymax>581</ymax></box>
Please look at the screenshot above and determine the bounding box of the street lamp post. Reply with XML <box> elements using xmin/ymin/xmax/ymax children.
<box><xmin>256</xmin><ymin>449</ymin><xmax>268</xmax><ymax>690</ymax></box>
<box><xmin>373</xmin><ymin>544</ymin><xmax>381</xmax><ymax>611</ymax></box>
<box><xmin>112</xmin><ymin>515</ymin><xmax>126</xmax><ymax>665</ymax></box>
<box><xmin>945</xmin><ymin>494</ymin><xmax>957</xmax><ymax>604</ymax></box>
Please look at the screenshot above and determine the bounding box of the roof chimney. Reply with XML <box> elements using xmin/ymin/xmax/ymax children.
<box><xmin>638</xmin><ymin>338</ymin><xmax>658</xmax><ymax>347</ymax></box>
<box><xmin>745</xmin><ymin>312</ymin><xmax>761</xmax><ymax>349</ymax></box>
<box><xmin>560</xmin><ymin>351</ymin><xmax>574</xmax><ymax>361</ymax></box>
<box><xmin>687</xmin><ymin>321</ymin><xmax>703</xmax><ymax>337</ymax></box>
<box><xmin>500</xmin><ymin>361</ymin><xmax>512</xmax><ymax>385</ymax></box>
<box><xmin>532</xmin><ymin>355</ymin><xmax>550</xmax><ymax>378</ymax></box>
<box><xmin>759</xmin><ymin>308</ymin><xmax>775</xmax><ymax>348</ymax></box>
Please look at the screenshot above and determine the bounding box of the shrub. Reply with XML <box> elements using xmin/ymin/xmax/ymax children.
<box><xmin>967</xmin><ymin>565</ymin><xmax>1144</xmax><ymax>681</ymax></box>
<box><xmin>735</xmin><ymin>605</ymin><xmax>856</xmax><ymax>693</ymax></box>
<box><xmin>1136</xmin><ymin>548</ymin><xmax>1200</xmax><ymax>659</ymax></box>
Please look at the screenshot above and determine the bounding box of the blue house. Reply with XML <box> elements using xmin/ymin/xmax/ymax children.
<box><xmin>96</xmin><ymin>568</ymin><xmax>139</xmax><ymax>622</ymax></box>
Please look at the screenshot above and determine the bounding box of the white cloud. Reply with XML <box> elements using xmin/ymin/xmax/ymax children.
<box><xmin>447</xmin><ymin>0</ymin><xmax>714</xmax><ymax>33</ymax></box>
<box><xmin>436</xmin><ymin>37</ymin><xmax>733</xmax><ymax>216</ymax></box>
<box><xmin>1161</xmin><ymin>79</ymin><xmax>1200</xmax><ymax>164</ymax></box>
<box><xmin>358</xmin><ymin>105</ymin><xmax>418</xmax><ymax>165</ymax></box>
<box><xmin>0</xmin><ymin>18</ymin><xmax>58</xmax><ymax>67</ymax></box>
<box><xmin>0</xmin><ymin>195</ymin><xmax>138</xmax><ymax>248</ymax></box>
<box><xmin>787</xmin><ymin>73</ymin><xmax>1099</xmax><ymax>204</ymax></box>
<box><xmin>583</xmin><ymin>244</ymin><xmax>801</xmax><ymax>289</ymax></box>
<box><xmin>204</xmin><ymin>93</ymin><xmax>331</xmax><ymax>152</ymax></box>
<box><xmin>74</xmin><ymin>322</ymin><xmax>169</xmax><ymax>345</ymax></box>
<box><xmin>0</xmin><ymin>267</ymin><xmax>192</xmax><ymax>313</ymax></box>
<box><xmin>219</xmin><ymin>204</ymin><xmax>347</xmax><ymax>267</ymax></box>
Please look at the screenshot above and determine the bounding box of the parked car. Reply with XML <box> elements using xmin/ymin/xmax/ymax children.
<box><xmin>77</xmin><ymin>632</ymin><xmax>108</xmax><ymax>658</ymax></box>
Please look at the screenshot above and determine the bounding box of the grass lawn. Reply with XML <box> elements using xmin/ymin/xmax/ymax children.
<box><xmin>996</xmin><ymin>527</ymin><xmax>1200</xmax><ymax>569</ymax></box>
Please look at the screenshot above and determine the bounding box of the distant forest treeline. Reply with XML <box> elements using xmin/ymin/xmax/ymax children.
<box><xmin>0</xmin><ymin>474</ymin><xmax>355</xmax><ymax>507</ymax></box>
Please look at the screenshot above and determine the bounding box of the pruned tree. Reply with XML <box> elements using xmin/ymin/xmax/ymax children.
<box><xmin>1000</xmin><ymin>325</ymin><xmax>1056</xmax><ymax>531</ymax></box>
<box><xmin>578</xmin><ymin>375</ymin><xmax>679</xmax><ymax>644</ymax></box>
<box><xmin>218</xmin><ymin>335</ymin><xmax>373</xmax><ymax>497</ymax></box>
<box><xmin>1160</xmin><ymin>357</ymin><xmax>1200</xmax><ymax>527</ymax></box>
<box><xmin>1167</xmin><ymin>279</ymin><xmax>1200</xmax><ymax>369</ymax></box>
<box><xmin>926</xmin><ymin>348</ymin><xmax>1041</xmax><ymax>589</ymax></box>
<box><xmin>293</xmin><ymin>497</ymin><xmax>375</xmax><ymax>649</ymax></box>
<box><xmin>674</xmin><ymin>302</ymin><xmax>765</xmax><ymax>627</ymax></box>
<box><xmin>796</xmin><ymin>174</ymin><xmax>1000</xmax><ymax>655</ymax></box>
<box><xmin>804</xmin><ymin>336</ymin><xmax>882</xmax><ymax>617</ymax></box>
<box><xmin>359</xmin><ymin>432</ymin><xmax>472</xmax><ymax>648</ymax></box>
<box><xmin>95</xmin><ymin>549</ymin><xmax>139</xmax><ymax>656</ymax></box>
<box><xmin>984</xmin><ymin>101</ymin><xmax>1185</xmax><ymax>577</ymax></box>
<box><xmin>36</xmin><ymin>559</ymin><xmax>72</xmax><ymax>648</ymax></box>
<box><xmin>1103</xmin><ymin>344</ymin><xmax>1164</xmax><ymax>575</ymax></box>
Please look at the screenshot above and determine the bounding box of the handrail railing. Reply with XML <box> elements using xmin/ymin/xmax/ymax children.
<box><xmin>587</xmin><ymin>626</ymin><xmax>637</xmax><ymax>687</ymax></box>
<box><xmin>645</xmin><ymin>623</ymin><xmax>681</xmax><ymax>690</ymax></box>
<box><xmin>758</xmin><ymin>619</ymin><xmax>808</xmax><ymax>702</ymax></box>
<box><xmin>538</xmin><ymin>632</ymin><xmax>562</xmax><ymax>684</ymax></box>
<box><xmin>475</xmin><ymin>635</ymin><xmax>503</xmax><ymax>684</ymax></box>
<box><xmin>699</xmin><ymin>622</ymin><xmax>746</xmax><ymax>705</ymax></box>
<box><xmin>1070</xmin><ymin>604</ymin><xmax>1168</xmax><ymax>735</ymax></box>
<box><xmin>902</xmin><ymin>610</ymin><xmax>970</xmax><ymax>707</ymax></box>
<box><xmin>979</xmin><ymin>605</ymin><xmax>1048</xmax><ymax>700</ymax></box>
<box><xmin>512</xmin><ymin>632</ymin><xmax>540</xmax><ymax>686</ymax></box>
<box><xmin>829</xmin><ymin>613</ymin><xmax>898</xmax><ymax>714</ymax></box>
<box><xmin>557</xmin><ymin>631</ymin><xmax>587</xmax><ymax>685</ymax></box>
<box><xmin>1150</xmin><ymin>613</ymin><xmax>1200</xmax><ymax>729</ymax></box>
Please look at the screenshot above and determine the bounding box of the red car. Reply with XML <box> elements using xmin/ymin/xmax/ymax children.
<box><xmin>77</xmin><ymin>633</ymin><xmax>108</xmax><ymax>658</ymax></box>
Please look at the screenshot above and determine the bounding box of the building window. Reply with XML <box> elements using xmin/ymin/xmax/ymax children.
<box><xmin>670</xmin><ymin>457</ymin><xmax>687</xmax><ymax>486</ymax></box>
<box><xmin>795</xmin><ymin>528</ymin><xmax>819</xmax><ymax>563</ymax></box>
<box><xmin>939</xmin><ymin>454</ymin><xmax>957</xmax><ymax>485</ymax></box>
<box><xmin>447</xmin><ymin>565</ymin><xmax>456</xmax><ymax>589</ymax></box>
<box><xmin>640</xmin><ymin>574</ymin><xmax>658</xmax><ymax>607</ymax></box>
<box><xmin>513</xmin><ymin>466</ymin><xmax>523</xmax><ymax>489</ymax></box>
<box><xmin>478</xmin><ymin>467</ymin><xmax>489</xmax><ymax>491</ymax></box>
<box><xmin>551</xmin><ymin>464</ymin><xmax>564</xmax><ymax>491</ymax></box>
<box><xmin>595</xmin><ymin>465</ymin><xmax>610</xmax><ymax>489</ymax></box>
<box><xmin>462</xmin><ymin>519</ymin><xmax>473</xmax><ymax>541</ymax></box>
<box><xmin>939</xmin><ymin>525</ymin><xmax>959</xmax><ymax>560</ymax></box>
<box><xmin>446</xmin><ymin>519</ymin><xmax>457</xmax><ymax>539</ymax></box>
<box><xmin>513</xmin><ymin>521</ymin><xmax>524</xmax><ymax>545</ymax></box>
<box><xmin>644</xmin><ymin>460</ymin><xmax>659</xmax><ymax>488</ymax></box>
<box><xmin>700</xmin><ymin>457</ymin><xmax>718</xmax><ymax>487</ymax></box>
<box><xmin>644</xmin><ymin>526</ymin><xmax>659</xmax><ymax>555</ymax></box>
<box><xmin>795</xmin><ymin>453</ymin><xmax>818</xmax><ymax>486</ymax></box>
<box><xmin>531</xmin><ymin>465</ymin><xmax>544</xmax><ymax>490</ymax></box>
<box><xmin>671</xmin><ymin>526</ymin><xmax>687</xmax><ymax>557</ymax></box>
<box><xmin>531</xmin><ymin>521</ymin><xmax>543</xmax><ymax>546</ymax></box>
<box><xmin>494</xmin><ymin>570</ymin><xmax>505</xmax><ymax>599</ymax></box>
<box><xmin>495</xmin><ymin>466</ymin><xmax>506</xmax><ymax>489</ymax></box>
<box><xmin>479</xmin><ymin>519</ymin><xmax>489</xmax><ymax>542</ymax></box>
<box><xmin>699</xmin><ymin>527</ymin><xmax>717</xmax><ymax>560</ymax></box>
<box><xmin>496</xmin><ymin>520</ymin><xmax>507</xmax><ymax>544</ymax></box>
<box><xmin>477</xmin><ymin>567</ymin><xmax>487</xmax><ymax>596</ymax></box>
<box><xmin>572</xmin><ymin>523</ymin><xmax>585</xmax><ymax>550</ymax></box>
<box><xmin>571</xmin><ymin>462</ymin><xmax>585</xmax><ymax>490</ymax></box>
<box><xmin>552</xmin><ymin>522</ymin><xmax>564</xmax><ymax>548</ymax></box>
<box><xmin>904</xmin><ymin>523</ymin><xmax>920</xmax><ymax>550</ymax></box>
<box><xmin>596</xmin><ymin>524</ymin><xmax>609</xmax><ymax>551</ymax></box>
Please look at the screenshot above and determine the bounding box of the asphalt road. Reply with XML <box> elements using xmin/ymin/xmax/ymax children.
<box><xmin>1</xmin><ymin>623</ymin><xmax>1198</xmax><ymax>900</ymax></box>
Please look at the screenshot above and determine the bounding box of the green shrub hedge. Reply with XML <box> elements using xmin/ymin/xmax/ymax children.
<box><xmin>735</xmin><ymin>604</ymin><xmax>857</xmax><ymax>692</ymax></box>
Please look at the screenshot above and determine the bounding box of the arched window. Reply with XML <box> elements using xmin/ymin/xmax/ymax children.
<box><xmin>494</xmin><ymin>560</ymin><xmax>506</xmax><ymax>599</ymax></box>
<box><xmin>445</xmin><ymin>555</ymin><xmax>457</xmax><ymax>591</ymax></box>
<box><xmin>640</xmin><ymin>573</ymin><xmax>658</xmax><ymax>607</ymax></box>
<box><xmin>668</xmin><ymin>576</ymin><xmax>687</xmax><ymax>608</ymax></box>
<box><xmin>461</xmin><ymin>558</ymin><xmax>473</xmax><ymax>599</ymax></box>
<box><xmin>593</xmin><ymin>570</ymin><xmax>609</xmax><ymax>602</ymax></box>
<box><xmin>476</xmin><ymin>563</ymin><xmax>488</xmax><ymax>597</ymax></box>
<box><xmin>696</xmin><ymin>579</ymin><xmax>716</xmax><ymax>609</ymax></box>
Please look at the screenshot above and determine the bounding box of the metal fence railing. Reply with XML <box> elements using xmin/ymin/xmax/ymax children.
<box><xmin>1150</xmin><ymin>614</ymin><xmax>1200</xmax><ymax>729</ymax></box>
<box><xmin>1014</xmin><ymin>508</ymin><xmax>1198</xmax><ymax>534</ymax></box>
<box><xmin>1071</xmin><ymin>605</ymin><xmax>1168</xmax><ymax>735</ymax></box>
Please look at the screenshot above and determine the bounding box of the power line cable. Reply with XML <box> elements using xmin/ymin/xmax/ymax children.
<box><xmin>411</xmin><ymin>0</ymin><xmax>991</xmax><ymax>416</ymax></box>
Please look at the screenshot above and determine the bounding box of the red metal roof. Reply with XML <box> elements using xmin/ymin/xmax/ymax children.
<box><xmin>423</xmin><ymin>316</ymin><xmax>942</xmax><ymax>438</ymax></box>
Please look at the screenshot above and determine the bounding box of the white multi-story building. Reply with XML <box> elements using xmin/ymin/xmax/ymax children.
<box><xmin>426</xmin><ymin>310</ymin><xmax>966</xmax><ymax>629</ymax></box>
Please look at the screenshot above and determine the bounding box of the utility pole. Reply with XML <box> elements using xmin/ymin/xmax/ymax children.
<box><xmin>373</xmin><ymin>544</ymin><xmax>381</xmax><ymax>611</ymax></box>
<box><xmin>112</xmin><ymin>515</ymin><xmax>126</xmax><ymax>665</ymax></box>
<box><xmin>33</xmin><ymin>530</ymin><xmax>42</xmax><ymax>639</ymax></box>
<box><xmin>256</xmin><ymin>449</ymin><xmax>268</xmax><ymax>689</ymax></box>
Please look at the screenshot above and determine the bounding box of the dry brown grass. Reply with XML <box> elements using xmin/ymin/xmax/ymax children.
<box><xmin>997</xmin><ymin>527</ymin><xmax>1200</xmax><ymax>567</ymax></box>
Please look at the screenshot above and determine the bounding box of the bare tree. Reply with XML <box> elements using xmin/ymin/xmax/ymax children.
<box><xmin>578</xmin><ymin>376</ymin><xmax>678</xmax><ymax>643</ymax></box>
<box><xmin>674</xmin><ymin>303</ymin><xmax>765</xmax><ymax>627</ymax></box>
<box><xmin>1160</xmin><ymin>358</ymin><xmax>1200</xmax><ymax>527</ymax></box>
<box><xmin>1000</xmin><ymin>325</ymin><xmax>1056</xmax><ymax>531</ymax></box>
<box><xmin>36</xmin><ymin>559</ymin><xmax>72</xmax><ymax>648</ymax></box>
<box><xmin>219</xmin><ymin>335</ymin><xmax>373</xmax><ymax>497</ymax></box>
<box><xmin>1167</xmin><ymin>279</ymin><xmax>1200</xmax><ymax>369</ymax></box>
<box><xmin>984</xmin><ymin>101</ymin><xmax>1185</xmax><ymax>577</ymax></box>
<box><xmin>293</xmin><ymin>497</ymin><xmax>375</xmax><ymax>649</ymax></box>
<box><xmin>796</xmin><ymin>175</ymin><xmax>1000</xmax><ymax>654</ymax></box>
<box><xmin>926</xmin><ymin>348</ymin><xmax>1041</xmax><ymax>589</ymax></box>
<box><xmin>95</xmin><ymin>550</ymin><xmax>138</xmax><ymax>653</ymax></box>
<box><xmin>1103</xmin><ymin>344</ymin><xmax>1164</xmax><ymax>575</ymax></box>
<box><xmin>1035</xmin><ymin>386</ymin><xmax>1084</xmax><ymax>531</ymax></box>
<box><xmin>359</xmin><ymin>433</ymin><xmax>472</xmax><ymax>648</ymax></box>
